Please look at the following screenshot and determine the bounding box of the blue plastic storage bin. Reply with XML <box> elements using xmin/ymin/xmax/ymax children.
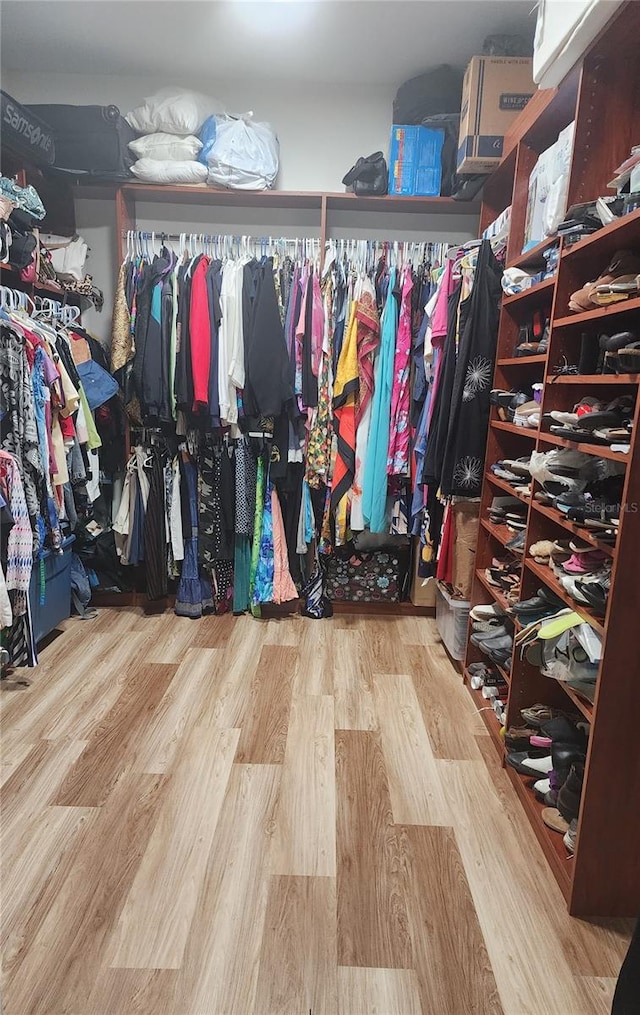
<box><xmin>389</xmin><ymin>125</ymin><xmax>444</xmax><ymax>196</ymax></box>
<box><xmin>28</xmin><ymin>535</ymin><xmax>75</xmax><ymax>644</ymax></box>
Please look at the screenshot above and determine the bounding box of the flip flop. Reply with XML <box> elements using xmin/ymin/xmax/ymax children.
<box><xmin>537</xmin><ymin>610</ymin><xmax>585</xmax><ymax>639</ymax></box>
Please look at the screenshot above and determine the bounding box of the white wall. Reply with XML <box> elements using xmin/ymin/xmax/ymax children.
<box><xmin>2</xmin><ymin>70</ymin><xmax>478</xmax><ymax>341</ymax></box>
<box><xmin>3</xmin><ymin>70</ymin><xmax>394</xmax><ymax>192</ymax></box>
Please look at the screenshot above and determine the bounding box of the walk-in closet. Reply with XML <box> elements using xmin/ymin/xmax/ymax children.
<box><xmin>1</xmin><ymin>2</ymin><xmax>639</xmax><ymax>1013</ymax></box>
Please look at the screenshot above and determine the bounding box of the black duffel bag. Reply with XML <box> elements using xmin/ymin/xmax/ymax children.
<box><xmin>25</xmin><ymin>103</ymin><xmax>138</xmax><ymax>178</ymax></box>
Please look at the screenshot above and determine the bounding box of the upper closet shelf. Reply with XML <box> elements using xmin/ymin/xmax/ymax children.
<box><xmin>323</xmin><ymin>193</ymin><xmax>481</xmax><ymax>215</ymax></box>
<box><xmin>75</xmin><ymin>181</ymin><xmax>481</xmax><ymax>216</ymax></box>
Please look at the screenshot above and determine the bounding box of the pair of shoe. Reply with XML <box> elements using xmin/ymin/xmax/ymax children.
<box><xmin>568</xmin><ymin>249</ymin><xmax>640</xmax><ymax>313</ymax></box>
<box><xmin>528</xmin><ymin>539</ymin><xmax>557</xmax><ymax>565</ymax></box>
<box><xmin>508</xmin><ymin>586</ymin><xmax>564</xmax><ymax>618</ymax></box>
<box><xmin>490</xmin><ymin>389</ymin><xmax>540</xmax><ymax>429</ymax></box>
<box><xmin>545</xmin><ymin>395</ymin><xmax>634</xmax><ymax>446</ymax></box>
<box><xmin>599</xmin><ymin>330</ymin><xmax>640</xmax><ymax>374</ymax></box>
<box><xmin>470</xmin><ymin>622</ymin><xmax>514</xmax><ymax>670</ymax></box>
<box><xmin>488</xmin><ymin>496</ymin><xmax>527</xmax><ymax>527</ymax></box>
<box><xmin>470</xmin><ymin>603</ymin><xmax>505</xmax><ymax>622</ymax></box>
<box><xmin>514</xmin><ymin>399</ymin><xmax>542</xmax><ymax>429</ymax></box>
<box><xmin>558</xmin><ymin>567</ymin><xmax>611</xmax><ymax>614</ymax></box>
<box><xmin>507</xmin><ymin>720</ymin><xmax>587</xmax><ymax>820</ymax></box>
<box><xmin>542</xmin><ymin>762</ymin><xmax>585</xmax><ymax>835</ymax></box>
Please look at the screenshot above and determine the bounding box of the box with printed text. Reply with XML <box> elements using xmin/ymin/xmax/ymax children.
<box><xmin>457</xmin><ymin>56</ymin><xmax>535</xmax><ymax>174</ymax></box>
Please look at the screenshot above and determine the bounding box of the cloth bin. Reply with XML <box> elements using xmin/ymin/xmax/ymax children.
<box><xmin>435</xmin><ymin>580</ymin><xmax>470</xmax><ymax>660</ymax></box>
<box><xmin>28</xmin><ymin>535</ymin><xmax>75</xmax><ymax>644</ymax></box>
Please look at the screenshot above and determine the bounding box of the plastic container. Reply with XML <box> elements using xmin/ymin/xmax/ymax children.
<box><xmin>389</xmin><ymin>125</ymin><xmax>444</xmax><ymax>196</ymax></box>
<box><xmin>28</xmin><ymin>535</ymin><xmax>75</xmax><ymax>645</ymax></box>
<box><xmin>435</xmin><ymin>581</ymin><xmax>470</xmax><ymax>661</ymax></box>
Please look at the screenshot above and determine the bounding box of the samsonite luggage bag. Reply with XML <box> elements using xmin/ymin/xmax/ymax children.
<box><xmin>25</xmin><ymin>103</ymin><xmax>137</xmax><ymax>178</ymax></box>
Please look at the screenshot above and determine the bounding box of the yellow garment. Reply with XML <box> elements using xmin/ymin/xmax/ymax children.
<box><xmin>51</xmin><ymin>413</ymin><xmax>69</xmax><ymax>487</ymax></box>
<box><xmin>333</xmin><ymin>298</ymin><xmax>359</xmax><ymax>402</ymax></box>
<box><xmin>78</xmin><ymin>384</ymin><xmax>102</xmax><ymax>451</ymax></box>
<box><xmin>331</xmin><ymin>299</ymin><xmax>359</xmax><ymax>543</ymax></box>
<box><xmin>57</xmin><ymin>357</ymin><xmax>80</xmax><ymax>418</ymax></box>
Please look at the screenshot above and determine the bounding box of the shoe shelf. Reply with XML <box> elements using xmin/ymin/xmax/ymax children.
<box><xmin>474</xmin><ymin>568</ymin><xmax>513</xmax><ymax>615</ymax></box>
<box><xmin>502</xmin><ymin>276</ymin><xmax>557</xmax><ymax>309</ymax></box>
<box><xmin>491</xmin><ymin>420</ymin><xmax>539</xmax><ymax>438</ymax></box>
<box><xmin>560</xmin><ymin>207</ymin><xmax>640</xmax><ymax>263</ymax></box>
<box><xmin>495</xmin><ymin>660</ymin><xmax>512</xmax><ymax>686</ymax></box>
<box><xmin>485</xmin><ymin>472</ymin><xmax>531</xmax><ymax>504</ymax></box>
<box><xmin>464</xmin><ymin>1</ymin><xmax>640</xmax><ymax>914</ymax></box>
<box><xmin>546</xmin><ymin>373</ymin><xmax>640</xmax><ymax>384</ymax></box>
<box><xmin>0</xmin><ymin>261</ymin><xmax>92</xmax><ymax>311</ymax></box>
<box><xmin>498</xmin><ymin>355</ymin><xmax>548</xmax><ymax>367</ymax></box>
<box><xmin>480</xmin><ymin>518</ymin><xmax>521</xmax><ymax>549</ymax></box>
<box><xmin>507</xmin><ymin>236</ymin><xmax>559</xmax><ymax>272</ymax></box>
<box><xmin>530</xmin><ymin>500</ymin><xmax>616</xmax><ymax>558</ymax></box>
<box><xmin>553</xmin><ymin>294</ymin><xmax>640</xmax><ymax>329</ymax></box>
<box><xmin>503</xmin><ymin>764</ymin><xmax>574</xmax><ymax>898</ymax></box>
<box><xmin>562</xmin><ymin>683</ymin><xmax>595</xmax><ymax>724</ymax></box>
<box><xmin>524</xmin><ymin>558</ymin><xmax>605</xmax><ymax>635</ymax></box>
<box><xmin>537</xmin><ymin>431</ymin><xmax>629</xmax><ymax>463</ymax></box>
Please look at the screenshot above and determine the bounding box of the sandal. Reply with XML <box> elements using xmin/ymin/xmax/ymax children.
<box><xmin>617</xmin><ymin>341</ymin><xmax>640</xmax><ymax>372</ymax></box>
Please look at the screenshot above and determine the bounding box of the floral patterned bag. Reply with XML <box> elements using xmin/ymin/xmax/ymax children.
<box><xmin>324</xmin><ymin>548</ymin><xmax>409</xmax><ymax>603</ymax></box>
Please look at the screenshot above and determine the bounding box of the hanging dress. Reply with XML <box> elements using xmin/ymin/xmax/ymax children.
<box><xmin>271</xmin><ymin>487</ymin><xmax>298</xmax><ymax>603</ymax></box>
<box><xmin>351</xmin><ymin>276</ymin><xmax>379</xmax><ymax>531</ymax></box>
<box><xmin>174</xmin><ymin>458</ymin><xmax>214</xmax><ymax>619</ymax></box>
<box><xmin>362</xmin><ymin>267</ymin><xmax>398</xmax><ymax>532</ymax></box>
<box><xmin>441</xmin><ymin>239</ymin><xmax>503</xmax><ymax>498</ymax></box>
<box><xmin>387</xmin><ymin>268</ymin><xmax>413</xmax><ymax>477</ymax></box>
<box><xmin>330</xmin><ymin>291</ymin><xmax>359</xmax><ymax>543</ymax></box>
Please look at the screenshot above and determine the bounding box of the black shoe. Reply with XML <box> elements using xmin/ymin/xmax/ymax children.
<box><xmin>557</xmin><ymin>762</ymin><xmax>585</xmax><ymax>822</ymax></box>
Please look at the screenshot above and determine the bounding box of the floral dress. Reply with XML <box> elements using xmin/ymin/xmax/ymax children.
<box><xmin>387</xmin><ymin>268</ymin><xmax>413</xmax><ymax>476</ymax></box>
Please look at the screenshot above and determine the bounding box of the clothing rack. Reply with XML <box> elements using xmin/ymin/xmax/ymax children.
<box><xmin>121</xmin><ymin>230</ymin><xmax>449</xmax><ymax>274</ymax></box>
<box><xmin>0</xmin><ymin>284</ymin><xmax>81</xmax><ymax>325</ymax></box>
<box><xmin>121</xmin><ymin>229</ymin><xmax>322</xmax><ymax>265</ymax></box>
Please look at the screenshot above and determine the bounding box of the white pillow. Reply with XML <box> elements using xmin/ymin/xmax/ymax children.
<box><xmin>130</xmin><ymin>158</ymin><xmax>208</xmax><ymax>185</ymax></box>
<box><xmin>126</xmin><ymin>88</ymin><xmax>221</xmax><ymax>136</ymax></box>
<box><xmin>129</xmin><ymin>132</ymin><xmax>202</xmax><ymax>161</ymax></box>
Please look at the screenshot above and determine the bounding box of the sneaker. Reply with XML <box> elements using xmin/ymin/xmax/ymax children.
<box><xmin>470</xmin><ymin>603</ymin><xmax>505</xmax><ymax>621</ymax></box>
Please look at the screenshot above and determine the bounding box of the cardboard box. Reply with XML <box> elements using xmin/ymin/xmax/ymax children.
<box><xmin>457</xmin><ymin>57</ymin><xmax>535</xmax><ymax>174</ymax></box>
<box><xmin>410</xmin><ymin>570</ymin><xmax>437</xmax><ymax>608</ymax></box>
<box><xmin>389</xmin><ymin>125</ymin><xmax>444</xmax><ymax>196</ymax></box>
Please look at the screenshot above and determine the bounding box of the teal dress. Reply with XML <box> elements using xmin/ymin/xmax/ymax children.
<box><xmin>362</xmin><ymin>269</ymin><xmax>398</xmax><ymax>532</ymax></box>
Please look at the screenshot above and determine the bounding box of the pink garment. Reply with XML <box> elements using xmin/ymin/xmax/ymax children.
<box><xmin>271</xmin><ymin>488</ymin><xmax>298</xmax><ymax>604</ymax></box>
<box><xmin>294</xmin><ymin>268</ymin><xmax>309</xmax><ymax>397</ymax></box>
<box><xmin>386</xmin><ymin>270</ymin><xmax>413</xmax><ymax>476</ymax></box>
<box><xmin>430</xmin><ymin>260</ymin><xmax>454</xmax><ymax>339</ymax></box>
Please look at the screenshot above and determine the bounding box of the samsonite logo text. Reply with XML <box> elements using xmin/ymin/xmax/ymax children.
<box><xmin>3</xmin><ymin>103</ymin><xmax>53</xmax><ymax>152</ymax></box>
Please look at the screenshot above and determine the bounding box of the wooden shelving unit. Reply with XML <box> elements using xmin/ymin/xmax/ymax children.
<box><xmin>463</xmin><ymin>0</ymin><xmax>640</xmax><ymax>917</ymax></box>
<box><xmin>502</xmin><ymin>276</ymin><xmax>556</xmax><ymax>307</ymax></box>
<box><xmin>0</xmin><ymin>252</ymin><xmax>90</xmax><ymax>310</ymax></box>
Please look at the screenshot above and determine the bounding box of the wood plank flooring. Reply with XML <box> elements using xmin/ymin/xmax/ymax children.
<box><xmin>0</xmin><ymin>609</ymin><xmax>631</xmax><ymax>1015</ymax></box>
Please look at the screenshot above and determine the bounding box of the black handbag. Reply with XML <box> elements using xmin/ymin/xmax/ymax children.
<box><xmin>342</xmin><ymin>151</ymin><xmax>388</xmax><ymax>196</ymax></box>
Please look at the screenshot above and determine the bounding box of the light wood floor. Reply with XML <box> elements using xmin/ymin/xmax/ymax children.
<box><xmin>1</xmin><ymin>608</ymin><xmax>631</xmax><ymax>1015</ymax></box>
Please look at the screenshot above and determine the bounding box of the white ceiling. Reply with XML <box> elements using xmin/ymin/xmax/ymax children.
<box><xmin>0</xmin><ymin>1</ymin><xmax>536</xmax><ymax>86</ymax></box>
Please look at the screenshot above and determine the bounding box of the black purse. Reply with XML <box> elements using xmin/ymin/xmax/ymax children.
<box><xmin>342</xmin><ymin>151</ymin><xmax>388</xmax><ymax>196</ymax></box>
